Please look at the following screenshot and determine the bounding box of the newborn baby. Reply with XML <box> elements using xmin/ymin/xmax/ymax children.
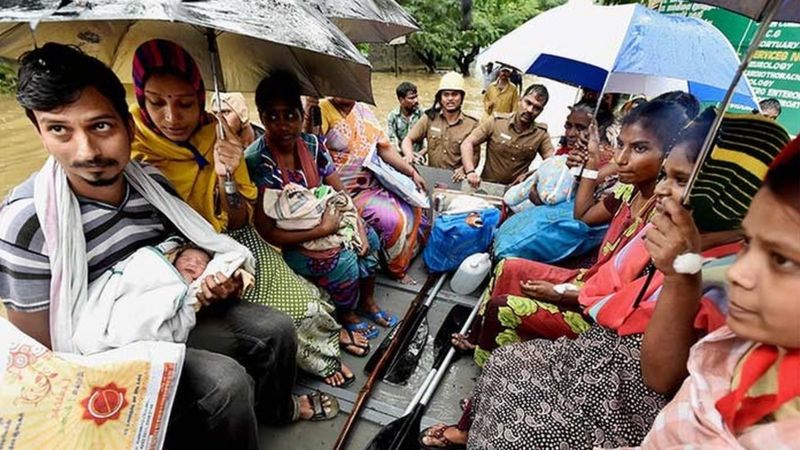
<box><xmin>173</xmin><ymin>246</ymin><xmax>212</xmax><ymax>283</ymax></box>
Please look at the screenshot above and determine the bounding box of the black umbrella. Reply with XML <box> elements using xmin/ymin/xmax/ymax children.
<box><xmin>0</xmin><ymin>0</ymin><xmax>374</xmax><ymax>102</ymax></box>
<box><xmin>311</xmin><ymin>0</ymin><xmax>419</xmax><ymax>43</ymax></box>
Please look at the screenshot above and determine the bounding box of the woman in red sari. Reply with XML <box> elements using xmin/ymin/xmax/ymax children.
<box><xmin>455</xmin><ymin>94</ymin><xmax>701</xmax><ymax>367</ymax></box>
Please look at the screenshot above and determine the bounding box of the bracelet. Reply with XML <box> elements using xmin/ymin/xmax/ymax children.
<box><xmin>580</xmin><ymin>169</ymin><xmax>599</xmax><ymax>180</ymax></box>
<box><xmin>673</xmin><ymin>253</ymin><xmax>704</xmax><ymax>274</ymax></box>
<box><xmin>465</xmin><ymin>169</ymin><xmax>476</xmax><ymax>175</ymax></box>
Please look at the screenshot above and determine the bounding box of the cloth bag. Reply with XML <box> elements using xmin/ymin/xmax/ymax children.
<box><xmin>423</xmin><ymin>207</ymin><xmax>501</xmax><ymax>273</ymax></box>
<box><xmin>362</xmin><ymin>144</ymin><xmax>430</xmax><ymax>208</ymax></box>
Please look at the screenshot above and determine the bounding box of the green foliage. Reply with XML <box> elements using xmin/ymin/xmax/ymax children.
<box><xmin>399</xmin><ymin>0</ymin><xmax>566</xmax><ymax>74</ymax></box>
<box><xmin>357</xmin><ymin>43</ymin><xmax>371</xmax><ymax>58</ymax></box>
<box><xmin>0</xmin><ymin>61</ymin><xmax>17</xmax><ymax>95</ymax></box>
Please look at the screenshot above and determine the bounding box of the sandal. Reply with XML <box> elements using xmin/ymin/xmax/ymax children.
<box><xmin>340</xmin><ymin>329</ymin><xmax>371</xmax><ymax>357</ymax></box>
<box><xmin>418</xmin><ymin>424</ymin><xmax>467</xmax><ymax>450</ymax></box>
<box><xmin>312</xmin><ymin>364</ymin><xmax>356</xmax><ymax>388</ymax></box>
<box><xmin>343</xmin><ymin>320</ymin><xmax>379</xmax><ymax>340</ymax></box>
<box><xmin>359</xmin><ymin>309</ymin><xmax>399</xmax><ymax>328</ymax></box>
<box><xmin>292</xmin><ymin>391</ymin><xmax>339</xmax><ymax>422</ymax></box>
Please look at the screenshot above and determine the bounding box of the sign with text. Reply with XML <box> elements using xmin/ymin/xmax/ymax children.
<box><xmin>655</xmin><ymin>0</ymin><xmax>799</xmax><ymax>135</ymax></box>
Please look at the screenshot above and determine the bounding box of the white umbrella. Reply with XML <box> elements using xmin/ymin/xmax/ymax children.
<box><xmin>477</xmin><ymin>0</ymin><xmax>757</xmax><ymax>106</ymax></box>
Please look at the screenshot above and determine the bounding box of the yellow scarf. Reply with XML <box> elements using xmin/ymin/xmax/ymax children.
<box><xmin>130</xmin><ymin>105</ymin><xmax>257</xmax><ymax>232</ymax></box>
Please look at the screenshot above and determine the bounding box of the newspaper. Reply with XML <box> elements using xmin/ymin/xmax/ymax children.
<box><xmin>0</xmin><ymin>318</ymin><xmax>184</xmax><ymax>450</ymax></box>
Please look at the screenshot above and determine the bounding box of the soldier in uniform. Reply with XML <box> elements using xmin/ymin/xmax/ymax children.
<box><xmin>401</xmin><ymin>72</ymin><xmax>480</xmax><ymax>180</ymax></box>
<box><xmin>461</xmin><ymin>84</ymin><xmax>555</xmax><ymax>187</ymax></box>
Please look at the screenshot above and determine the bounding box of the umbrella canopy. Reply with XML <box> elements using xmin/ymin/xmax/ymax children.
<box><xmin>310</xmin><ymin>0</ymin><xmax>418</xmax><ymax>43</ymax></box>
<box><xmin>0</xmin><ymin>0</ymin><xmax>374</xmax><ymax>102</ymax></box>
<box><xmin>691</xmin><ymin>0</ymin><xmax>799</xmax><ymax>22</ymax></box>
<box><xmin>477</xmin><ymin>0</ymin><xmax>757</xmax><ymax>106</ymax></box>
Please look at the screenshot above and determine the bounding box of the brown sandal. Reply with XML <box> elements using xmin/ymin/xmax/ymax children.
<box><xmin>292</xmin><ymin>391</ymin><xmax>339</xmax><ymax>422</ymax></box>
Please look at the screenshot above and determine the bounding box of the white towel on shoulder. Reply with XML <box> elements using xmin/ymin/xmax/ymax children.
<box><xmin>33</xmin><ymin>157</ymin><xmax>255</xmax><ymax>353</ymax></box>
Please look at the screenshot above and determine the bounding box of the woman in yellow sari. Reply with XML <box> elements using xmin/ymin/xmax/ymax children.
<box><xmin>129</xmin><ymin>39</ymin><xmax>359</xmax><ymax>387</ymax></box>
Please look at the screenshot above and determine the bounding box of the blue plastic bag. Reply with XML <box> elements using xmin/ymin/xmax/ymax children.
<box><xmin>423</xmin><ymin>208</ymin><xmax>501</xmax><ymax>273</ymax></box>
<box><xmin>492</xmin><ymin>200</ymin><xmax>608</xmax><ymax>263</ymax></box>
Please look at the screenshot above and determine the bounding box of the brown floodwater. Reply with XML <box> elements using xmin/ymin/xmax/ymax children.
<box><xmin>0</xmin><ymin>72</ymin><xmax>491</xmax><ymax>198</ymax></box>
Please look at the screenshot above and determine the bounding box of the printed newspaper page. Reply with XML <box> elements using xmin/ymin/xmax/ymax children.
<box><xmin>0</xmin><ymin>319</ymin><xmax>184</xmax><ymax>450</ymax></box>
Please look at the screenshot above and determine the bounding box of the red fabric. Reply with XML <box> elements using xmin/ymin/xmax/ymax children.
<box><xmin>580</xmin><ymin>224</ymin><xmax>740</xmax><ymax>335</ymax></box>
<box><xmin>490</xmin><ymin>258</ymin><xmax>578</xmax><ymax>298</ymax></box>
<box><xmin>769</xmin><ymin>135</ymin><xmax>800</xmax><ymax>170</ymax></box>
<box><xmin>271</xmin><ymin>138</ymin><xmax>321</xmax><ymax>188</ymax></box>
<box><xmin>716</xmin><ymin>346</ymin><xmax>800</xmax><ymax>433</ymax></box>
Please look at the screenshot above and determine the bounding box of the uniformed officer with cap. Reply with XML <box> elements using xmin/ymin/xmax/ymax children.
<box><xmin>461</xmin><ymin>84</ymin><xmax>555</xmax><ymax>187</ymax></box>
<box><xmin>401</xmin><ymin>72</ymin><xmax>480</xmax><ymax>180</ymax></box>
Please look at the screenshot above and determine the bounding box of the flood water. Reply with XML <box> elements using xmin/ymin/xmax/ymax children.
<box><xmin>0</xmin><ymin>71</ymin><xmax>576</xmax><ymax>198</ymax></box>
<box><xmin>0</xmin><ymin>72</ymin><xmax>488</xmax><ymax>197</ymax></box>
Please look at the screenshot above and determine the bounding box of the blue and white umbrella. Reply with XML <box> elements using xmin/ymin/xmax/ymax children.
<box><xmin>477</xmin><ymin>0</ymin><xmax>758</xmax><ymax>107</ymax></box>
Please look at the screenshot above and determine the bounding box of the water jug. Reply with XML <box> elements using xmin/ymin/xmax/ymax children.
<box><xmin>450</xmin><ymin>253</ymin><xmax>492</xmax><ymax>295</ymax></box>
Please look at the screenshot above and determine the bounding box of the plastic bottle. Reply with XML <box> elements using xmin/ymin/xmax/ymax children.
<box><xmin>450</xmin><ymin>253</ymin><xmax>492</xmax><ymax>295</ymax></box>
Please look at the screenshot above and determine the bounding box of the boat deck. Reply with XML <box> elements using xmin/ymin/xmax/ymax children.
<box><xmin>260</xmin><ymin>256</ymin><xmax>485</xmax><ymax>449</ymax></box>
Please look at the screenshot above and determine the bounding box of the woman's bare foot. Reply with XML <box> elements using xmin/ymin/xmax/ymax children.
<box><xmin>420</xmin><ymin>423</ymin><xmax>468</xmax><ymax>448</ymax></box>
<box><xmin>339</xmin><ymin>328</ymin><xmax>370</xmax><ymax>356</ymax></box>
<box><xmin>450</xmin><ymin>333</ymin><xmax>475</xmax><ymax>351</ymax></box>
<box><xmin>399</xmin><ymin>274</ymin><xmax>417</xmax><ymax>285</ymax></box>
<box><xmin>358</xmin><ymin>279</ymin><xmax>394</xmax><ymax>328</ymax></box>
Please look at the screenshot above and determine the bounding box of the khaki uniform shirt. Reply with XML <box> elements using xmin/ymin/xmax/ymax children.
<box><xmin>406</xmin><ymin>111</ymin><xmax>480</xmax><ymax>169</ymax></box>
<box><xmin>483</xmin><ymin>82</ymin><xmax>519</xmax><ymax>115</ymax></box>
<box><xmin>468</xmin><ymin>112</ymin><xmax>555</xmax><ymax>185</ymax></box>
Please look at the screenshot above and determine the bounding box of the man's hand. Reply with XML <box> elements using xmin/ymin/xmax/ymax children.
<box><xmin>197</xmin><ymin>272</ymin><xmax>243</xmax><ymax>307</ymax></box>
<box><xmin>213</xmin><ymin>114</ymin><xmax>244</xmax><ymax>177</ymax></box>
<box><xmin>466</xmin><ymin>171</ymin><xmax>481</xmax><ymax>188</ymax></box>
<box><xmin>402</xmin><ymin>152</ymin><xmax>415</xmax><ymax>165</ymax></box>
<box><xmin>644</xmin><ymin>198</ymin><xmax>701</xmax><ymax>277</ymax></box>
<box><xmin>451</xmin><ymin>166</ymin><xmax>466</xmax><ymax>182</ymax></box>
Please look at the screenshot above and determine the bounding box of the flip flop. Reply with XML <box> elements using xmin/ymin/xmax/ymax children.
<box><xmin>343</xmin><ymin>320</ymin><xmax>379</xmax><ymax>340</ymax></box>
<box><xmin>340</xmin><ymin>329</ymin><xmax>371</xmax><ymax>357</ymax></box>
<box><xmin>358</xmin><ymin>309</ymin><xmax>399</xmax><ymax>328</ymax></box>
<box><xmin>313</xmin><ymin>364</ymin><xmax>356</xmax><ymax>388</ymax></box>
<box><xmin>418</xmin><ymin>424</ymin><xmax>467</xmax><ymax>450</ymax></box>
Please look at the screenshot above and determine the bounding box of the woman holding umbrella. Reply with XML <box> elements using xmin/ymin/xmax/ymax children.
<box><xmin>129</xmin><ymin>39</ymin><xmax>356</xmax><ymax>387</ymax></box>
